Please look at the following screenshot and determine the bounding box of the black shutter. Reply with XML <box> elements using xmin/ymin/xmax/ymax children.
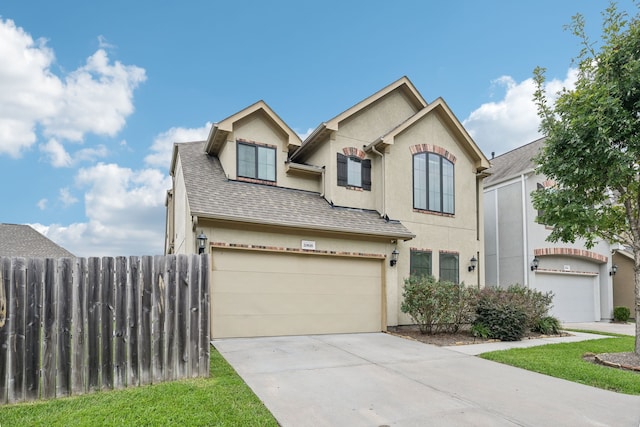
<box><xmin>337</xmin><ymin>153</ymin><xmax>347</xmax><ymax>187</ymax></box>
<box><xmin>362</xmin><ymin>159</ymin><xmax>371</xmax><ymax>191</ymax></box>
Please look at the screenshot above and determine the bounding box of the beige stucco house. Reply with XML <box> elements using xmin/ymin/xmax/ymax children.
<box><xmin>165</xmin><ymin>77</ymin><xmax>490</xmax><ymax>338</ymax></box>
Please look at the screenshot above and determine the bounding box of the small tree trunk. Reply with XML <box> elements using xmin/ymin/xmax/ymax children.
<box><xmin>634</xmin><ymin>253</ymin><xmax>640</xmax><ymax>356</ymax></box>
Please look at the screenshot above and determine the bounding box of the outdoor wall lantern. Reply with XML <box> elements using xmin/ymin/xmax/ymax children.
<box><xmin>530</xmin><ymin>257</ymin><xmax>539</xmax><ymax>271</ymax></box>
<box><xmin>390</xmin><ymin>249</ymin><xmax>399</xmax><ymax>267</ymax></box>
<box><xmin>468</xmin><ymin>256</ymin><xmax>478</xmax><ymax>272</ymax></box>
<box><xmin>610</xmin><ymin>264</ymin><xmax>618</xmax><ymax>276</ymax></box>
<box><xmin>196</xmin><ymin>231</ymin><xmax>208</xmax><ymax>254</ymax></box>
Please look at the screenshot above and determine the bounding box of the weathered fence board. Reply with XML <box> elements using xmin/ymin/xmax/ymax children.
<box><xmin>0</xmin><ymin>254</ymin><xmax>209</xmax><ymax>405</ymax></box>
<box><xmin>25</xmin><ymin>258</ymin><xmax>43</xmax><ymax>400</ymax></box>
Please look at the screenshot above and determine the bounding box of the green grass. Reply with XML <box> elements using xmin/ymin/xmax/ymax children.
<box><xmin>480</xmin><ymin>332</ymin><xmax>640</xmax><ymax>395</ymax></box>
<box><xmin>0</xmin><ymin>348</ymin><xmax>278</xmax><ymax>426</ymax></box>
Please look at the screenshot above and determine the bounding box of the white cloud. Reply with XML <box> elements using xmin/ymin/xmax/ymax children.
<box><xmin>0</xmin><ymin>18</ymin><xmax>145</xmax><ymax>162</ymax></box>
<box><xmin>33</xmin><ymin>162</ymin><xmax>171</xmax><ymax>257</ymax></box>
<box><xmin>59</xmin><ymin>187</ymin><xmax>78</xmax><ymax>207</ymax></box>
<box><xmin>463</xmin><ymin>69</ymin><xmax>578</xmax><ymax>156</ymax></box>
<box><xmin>37</xmin><ymin>199</ymin><xmax>47</xmax><ymax>210</ymax></box>
<box><xmin>296</xmin><ymin>127</ymin><xmax>315</xmax><ymax>141</ymax></box>
<box><xmin>40</xmin><ymin>138</ymin><xmax>72</xmax><ymax>167</ymax></box>
<box><xmin>144</xmin><ymin>123</ymin><xmax>211</xmax><ymax>168</ymax></box>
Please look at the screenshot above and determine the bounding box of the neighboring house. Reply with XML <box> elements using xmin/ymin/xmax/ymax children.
<box><xmin>0</xmin><ymin>223</ymin><xmax>75</xmax><ymax>258</ymax></box>
<box><xmin>611</xmin><ymin>248</ymin><xmax>636</xmax><ymax>319</ymax></box>
<box><xmin>165</xmin><ymin>76</ymin><xmax>490</xmax><ymax>338</ymax></box>
<box><xmin>483</xmin><ymin>138</ymin><xmax>616</xmax><ymax>322</ymax></box>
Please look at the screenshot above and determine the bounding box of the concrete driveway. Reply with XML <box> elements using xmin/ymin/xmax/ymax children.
<box><xmin>213</xmin><ymin>333</ymin><xmax>640</xmax><ymax>427</ymax></box>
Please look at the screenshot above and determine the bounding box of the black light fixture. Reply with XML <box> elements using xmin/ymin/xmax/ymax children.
<box><xmin>610</xmin><ymin>264</ymin><xmax>618</xmax><ymax>276</ymax></box>
<box><xmin>390</xmin><ymin>249</ymin><xmax>399</xmax><ymax>267</ymax></box>
<box><xmin>530</xmin><ymin>257</ymin><xmax>539</xmax><ymax>271</ymax></box>
<box><xmin>196</xmin><ymin>231</ymin><xmax>208</xmax><ymax>254</ymax></box>
<box><xmin>468</xmin><ymin>256</ymin><xmax>478</xmax><ymax>272</ymax></box>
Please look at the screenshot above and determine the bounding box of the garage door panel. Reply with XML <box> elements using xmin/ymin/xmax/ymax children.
<box><xmin>213</xmin><ymin>251</ymin><xmax>379</xmax><ymax>276</ymax></box>
<box><xmin>212</xmin><ymin>292</ymin><xmax>380</xmax><ymax>315</ymax></box>
<box><xmin>533</xmin><ymin>274</ymin><xmax>597</xmax><ymax>322</ymax></box>
<box><xmin>211</xmin><ymin>250</ymin><xmax>383</xmax><ymax>338</ymax></box>
<box><xmin>213</xmin><ymin>270</ymin><xmax>380</xmax><ymax>295</ymax></box>
<box><xmin>214</xmin><ymin>312</ymin><xmax>381</xmax><ymax>338</ymax></box>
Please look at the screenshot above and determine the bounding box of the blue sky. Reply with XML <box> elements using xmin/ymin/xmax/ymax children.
<box><xmin>0</xmin><ymin>0</ymin><xmax>637</xmax><ymax>257</ymax></box>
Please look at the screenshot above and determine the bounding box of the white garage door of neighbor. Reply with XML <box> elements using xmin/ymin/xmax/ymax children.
<box><xmin>534</xmin><ymin>274</ymin><xmax>598</xmax><ymax>322</ymax></box>
<box><xmin>211</xmin><ymin>250</ymin><xmax>383</xmax><ymax>338</ymax></box>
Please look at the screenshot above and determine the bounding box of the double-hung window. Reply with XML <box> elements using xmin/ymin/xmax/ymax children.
<box><xmin>237</xmin><ymin>142</ymin><xmax>276</xmax><ymax>182</ymax></box>
<box><xmin>410</xmin><ymin>250</ymin><xmax>432</xmax><ymax>277</ymax></box>
<box><xmin>337</xmin><ymin>153</ymin><xmax>371</xmax><ymax>190</ymax></box>
<box><xmin>439</xmin><ymin>252</ymin><xmax>459</xmax><ymax>284</ymax></box>
<box><xmin>413</xmin><ymin>153</ymin><xmax>454</xmax><ymax>214</ymax></box>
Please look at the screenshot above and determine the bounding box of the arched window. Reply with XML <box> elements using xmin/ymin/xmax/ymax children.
<box><xmin>413</xmin><ymin>153</ymin><xmax>454</xmax><ymax>214</ymax></box>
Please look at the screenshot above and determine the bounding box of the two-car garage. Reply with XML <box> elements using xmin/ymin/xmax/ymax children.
<box><xmin>210</xmin><ymin>249</ymin><xmax>384</xmax><ymax>338</ymax></box>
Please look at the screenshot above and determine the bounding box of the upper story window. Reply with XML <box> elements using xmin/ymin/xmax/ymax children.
<box><xmin>237</xmin><ymin>142</ymin><xmax>276</xmax><ymax>182</ymax></box>
<box><xmin>413</xmin><ymin>153</ymin><xmax>454</xmax><ymax>214</ymax></box>
<box><xmin>337</xmin><ymin>153</ymin><xmax>371</xmax><ymax>191</ymax></box>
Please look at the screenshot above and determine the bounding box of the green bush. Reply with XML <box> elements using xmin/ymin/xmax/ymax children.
<box><xmin>475</xmin><ymin>298</ymin><xmax>527</xmax><ymax>341</ymax></box>
<box><xmin>613</xmin><ymin>306</ymin><xmax>631</xmax><ymax>322</ymax></box>
<box><xmin>400</xmin><ymin>275</ymin><xmax>478</xmax><ymax>334</ymax></box>
<box><xmin>471</xmin><ymin>322</ymin><xmax>491</xmax><ymax>339</ymax></box>
<box><xmin>533</xmin><ymin>316</ymin><xmax>562</xmax><ymax>335</ymax></box>
<box><xmin>473</xmin><ymin>285</ymin><xmax>555</xmax><ymax>341</ymax></box>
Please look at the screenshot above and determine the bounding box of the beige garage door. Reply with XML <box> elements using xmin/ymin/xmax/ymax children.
<box><xmin>211</xmin><ymin>249</ymin><xmax>383</xmax><ymax>338</ymax></box>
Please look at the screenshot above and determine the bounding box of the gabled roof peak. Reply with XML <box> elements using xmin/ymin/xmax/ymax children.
<box><xmin>205</xmin><ymin>100</ymin><xmax>302</xmax><ymax>155</ymax></box>
<box><xmin>290</xmin><ymin>76</ymin><xmax>428</xmax><ymax>162</ymax></box>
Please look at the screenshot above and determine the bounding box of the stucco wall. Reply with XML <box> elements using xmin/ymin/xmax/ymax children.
<box><xmin>199</xmin><ymin>220</ymin><xmax>403</xmax><ymax>326</ymax></box>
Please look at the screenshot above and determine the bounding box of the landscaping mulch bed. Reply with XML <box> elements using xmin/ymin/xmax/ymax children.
<box><xmin>386</xmin><ymin>325</ymin><xmax>570</xmax><ymax>347</ymax></box>
<box><xmin>388</xmin><ymin>325</ymin><xmax>640</xmax><ymax>372</ymax></box>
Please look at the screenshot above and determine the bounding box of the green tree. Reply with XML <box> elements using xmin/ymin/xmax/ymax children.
<box><xmin>532</xmin><ymin>2</ymin><xmax>640</xmax><ymax>355</ymax></box>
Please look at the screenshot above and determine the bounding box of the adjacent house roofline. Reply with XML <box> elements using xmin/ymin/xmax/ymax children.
<box><xmin>204</xmin><ymin>100</ymin><xmax>303</xmax><ymax>155</ymax></box>
<box><xmin>483</xmin><ymin>137</ymin><xmax>546</xmax><ymax>187</ymax></box>
<box><xmin>0</xmin><ymin>223</ymin><xmax>75</xmax><ymax>258</ymax></box>
<box><xmin>365</xmin><ymin>98</ymin><xmax>490</xmax><ymax>172</ymax></box>
<box><xmin>290</xmin><ymin>76</ymin><xmax>427</xmax><ymax>162</ymax></box>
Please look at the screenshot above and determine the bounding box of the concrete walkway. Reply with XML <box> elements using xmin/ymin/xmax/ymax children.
<box><xmin>213</xmin><ymin>331</ymin><xmax>640</xmax><ymax>426</ymax></box>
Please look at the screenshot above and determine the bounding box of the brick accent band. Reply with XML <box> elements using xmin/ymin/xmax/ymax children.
<box><xmin>410</xmin><ymin>144</ymin><xmax>457</xmax><ymax>164</ymax></box>
<box><xmin>534</xmin><ymin>248</ymin><xmax>608</xmax><ymax>263</ymax></box>
<box><xmin>210</xmin><ymin>241</ymin><xmax>385</xmax><ymax>259</ymax></box>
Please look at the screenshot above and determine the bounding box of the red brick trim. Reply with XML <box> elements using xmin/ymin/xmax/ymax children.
<box><xmin>410</xmin><ymin>144</ymin><xmax>457</xmax><ymax>164</ymax></box>
<box><xmin>237</xmin><ymin>138</ymin><xmax>277</xmax><ymax>149</ymax></box>
<box><xmin>210</xmin><ymin>241</ymin><xmax>385</xmax><ymax>259</ymax></box>
<box><xmin>439</xmin><ymin>249</ymin><xmax>459</xmax><ymax>255</ymax></box>
<box><xmin>534</xmin><ymin>248</ymin><xmax>608</xmax><ymax>263</ymax></box>
<box><xmin>413</xmin><ymin>208</ymin><xmax>455</xmax><ymax>218</ymax></box>
<box><xmin>342</xmin><ymin>147</ymin><xmax>366</xmax><ymax>159</ymax></box>
<box><xmin>410</xmin><ymin>247</ymin><xmax>432</xmax><ymax>253</ymax></box>
<box><xmin>237</xmin><ymin>176</ymin><xmax>276</xmax><ymax>186</ymax></box>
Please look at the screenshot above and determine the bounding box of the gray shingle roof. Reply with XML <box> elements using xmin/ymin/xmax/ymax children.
<box><xmin>177</xmin><ymin>141</ymin><xmax>415</xmax><ymax>240</ymax></box>
<box><xmin>0</xmin><ymin>224</ymin><xmax>75</xmax><ymax>258</ymax></box>
<box><xmin>484</xmin><ymin>138</ymin><xmax>546</xmax><ymax>186</ymax></box>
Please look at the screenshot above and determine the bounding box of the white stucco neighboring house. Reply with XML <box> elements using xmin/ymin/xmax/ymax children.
<box><xmin>483</xmin><ymin>138</ymin><xmax>616</xmax><ymax>322</ymax></box>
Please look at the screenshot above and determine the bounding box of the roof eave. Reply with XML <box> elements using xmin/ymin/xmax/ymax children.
<box><xmin>192</xmin><ymin>212</ymin><xmax>415</xmax><ymax>241</ymax></box>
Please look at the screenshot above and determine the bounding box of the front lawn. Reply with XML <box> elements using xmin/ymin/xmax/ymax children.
<box><xmin>0</xmin><ymin>348</ymin><xmax>278</xmax><ymax>426</ymax></box>
<box><xmin>480</xmin><ymin>332</ymin><xmax>639</xmax><ymax>395</ymax></box>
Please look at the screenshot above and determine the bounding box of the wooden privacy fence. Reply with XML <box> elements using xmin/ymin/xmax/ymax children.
<box><xmin>0</xmin><ymin>254</ymin><xmax>210</xmax><ymax>404</ymax></box>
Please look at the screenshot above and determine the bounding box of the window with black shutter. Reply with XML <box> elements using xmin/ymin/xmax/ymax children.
<box><xmin>337</xmin><ymin>153</ymin><xmax>371</xmax><ymax>191</ymax></box>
